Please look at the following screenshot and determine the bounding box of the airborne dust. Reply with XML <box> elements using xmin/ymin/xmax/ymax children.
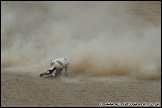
<box><xmin>1</xmin><ymin>1</ymin><xmax>161</xmax><ymax>80</ymax></box>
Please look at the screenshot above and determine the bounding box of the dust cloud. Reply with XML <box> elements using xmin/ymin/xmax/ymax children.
<box><xmin>1</xmin><ymin>1</ymin><xmax>161</xmax><ymax>80</ymax></box>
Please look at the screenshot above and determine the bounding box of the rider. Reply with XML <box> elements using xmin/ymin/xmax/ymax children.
<box><xmin>40</xmin><ymin>57</ymin><xmax>69</xmax><ymax>77</ymax></box>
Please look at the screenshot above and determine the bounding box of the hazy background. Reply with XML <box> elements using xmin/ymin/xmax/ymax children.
<box><xmin>1</xmin><ymin>1</ymin><xmax>161</xmax><ymax>80</ymax></box>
